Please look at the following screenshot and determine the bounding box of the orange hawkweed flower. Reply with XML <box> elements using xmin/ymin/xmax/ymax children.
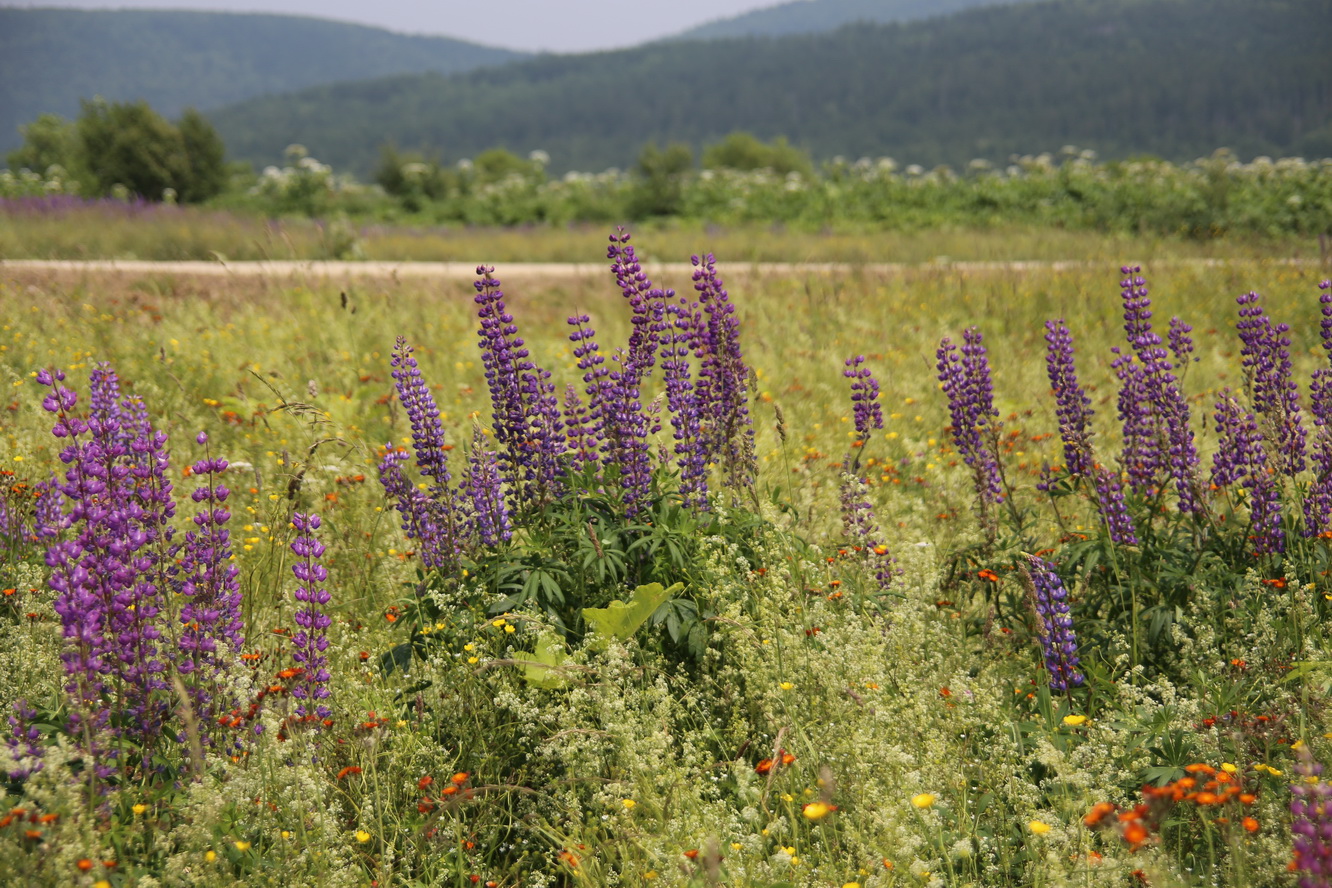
<box><xmin>418</xmin><ymin>776</ymin><xmax>434</xmax><ymax>790</ymax></box>
<box><xmin>336</xmin><ymin>766</ymin><xmax>362</xmax><ymax>780</ymax></box>
<box><xmin>77</xmin><ymin>859</ymin><xmax>94</xmax><ymax>871</ymax></box>
<box><xmin>1242</xmin><ymin>816</ymin><xmax>1260</xmax><ymax>832</ymax></box>
<box><xmin>755</xmin><ymin>758</ymin><xmax>774</xmax><ymax>775</ymax></box>
<box><xmin>780</xmin><ymin>750</ymin><xmax>796</xmax><ymax>766</ymax></box>
<box><xmin>451</xmin><ymin>772</ymin><xmax>469</xmax><ymax>785</ymax></box>
<box><xmin>683</xmin><ymin>849</ymin><xmax>699</xmax><ymax>860</ymax></box>
<box><xmin>1122</xmin><ymin>822</ymin><xmax>1149</xmax><ymax>847</ymax></box>
<box><xmin>977</xmin><ymin>569</ymin><xmax>999</xmax><ymax>582</ymax></box>
<box><xmin>1084</xmin><ymin>802</ymin><xmax>1117</xmax><ymax>827</ymax></box>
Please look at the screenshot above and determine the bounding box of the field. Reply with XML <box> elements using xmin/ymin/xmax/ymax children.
<box><xmin>2</xmin><ymin>225</ymin><xmax>1332</xmax><ymax>888</ymax></box>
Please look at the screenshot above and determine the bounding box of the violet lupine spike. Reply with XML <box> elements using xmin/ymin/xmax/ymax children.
<box><xmin>1292</xmin><ymin>751</ymin><xmax>1332</xmax><ymax>888</ymax></box>
<box><xmin>176</xmin><ymin>432</ymin><xmax>243</xmax><ymax>729</ymax></box>
<box><xmin>844</xmin><ymin>355</ymin><xmax>884</xmax><ymax>448</ymax></box>
<box><xmin>1167</xmin><ymin>316</ymin><xmax>1194</xmax><ymax>370</ymax></box>
<box><xmin>838</xmin><ymin>473</ymin><xmax>896</xmax><ymax>591</ymax></box>
<box><xmin>390</xmin><ymin>338</ymin><xmax>452</xmax><ymax>491</ymax></box>
<box><xmin>6</xmin><ymin>700</ymin><xmax>43</xmax><ymax>780</ymax></box>
<box><xmin>1092</xmin><ymin>466</ymin><xmax>1138</xmax><ymax>545</ymax></box>
<box><xmin>473</xmin><ymin>268</ymin><xmax>566</xmax><ymax>508</ymax></box>
<box><xmin>608</xmin><ymin>228</ymin><xmax>668</xmax><ymax>386</ymax></box>
<box><xmin>1307</xmin><ymin>367</ymin><xmax>1332</xmax><ymax>536</ymax></box>
<box><xmin>289</xmin><ymin>512</ymin><xmax>332</xmax><ymax>723</ymax></box>
<box><xmin>1024</xmin><ymin>555</ymin><xmax>1084</xmax><ymax>693</ymax></box>
<box><xmin>1115</xmin><ymin>266</ymin><xmax>1202</xmax><ymax>512</ymax></box>
<box><xmin>692</xmin><ymin>252</ymin><xmax>756</xmax><ymax>490</ymax></box>
<box><xmin>937</xmin><ymin>329</ymin><xmax>1004</xmax><ymax>510</ymax></box>
<box><xmin>1212</xmin><ymin>391</ymin><xmax>1284</xmax><ymax>555</ymax></box>
<box><xmin>378</xmin><ymin>444</ymin><xmax>455</xmax><ymax>572</ymax></box>
<box><xmin>1319</xmin><ymin>279</ymin><xmax>1332</xmax><ymax>361</ymax></box>
<box><xmin>1044</xmin><ymin>320</ymin><xmax>1094</xmax><ymax>477</ymax></box>
<box><xmin>1235</xmin><ymin>290</ymin><xmax>1307</xmax><ymax>478</ymax></box>
<box><xmin>561</xmin><ymin>384</ymin><xmax>599</xmax><ymax>471</ymax></box>
<box><xmin>465</xmin><ymin>426</ymin><xmax>512</xmax><ymax>547</ymax></box>
<box><xmin>566</xmin><ymin>315</ymin><xmax>609</xmax><ymax>468</ymax></box>
<box><xmin>662</xmin><ymin>300</ymin><xmax>709</xmax><ymax>510</ymax></box>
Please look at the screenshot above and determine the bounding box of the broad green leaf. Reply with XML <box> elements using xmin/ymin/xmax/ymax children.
<box><xmin>583</xmin><ymin>582</ymin><xmax>682</xmax><ymax>640</ymax></box>
<box><xmin>512</xmin><ymin>636</ymin><xmax>569</xmax><ymax>689</ymax></box>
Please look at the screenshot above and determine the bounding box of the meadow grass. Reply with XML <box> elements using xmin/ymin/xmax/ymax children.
<box><xmin>1</xmin><ymin>200</ymin><xmax>1326</xmax><ymax>264</ymax></box>
<box><xmin>1</xmin><ymin>237</ymin><xmax>1330</xmax><ymax>887</ymax></box>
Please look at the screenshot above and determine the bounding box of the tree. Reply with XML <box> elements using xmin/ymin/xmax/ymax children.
<box><xmin>702</xmin><ymin>131</ymin><xmax>813</xmax><ymax>177</ymax></box>
<box><xmin>630</xmin><ymin>142</ymin><xmax>694</xmax><ymax>217</ymax></box>
<box><xmin>5</xmin><ymin>113</ymin><xmax>78</xmax><ymax>177</ymax></box>
<box><xmin>76</xmin><ymin>98</ymin><xmax>189</xmax><ymax>200</ymax></box>
<box><xmin>176</xmin><ymin>108</ymin><xmax>227</xmax><ymax>203</ymax></box>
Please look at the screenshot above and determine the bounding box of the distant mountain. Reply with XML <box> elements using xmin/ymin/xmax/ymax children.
<box><xmin>670</xmin><ymin>0</ymin><xmax>1032</xmax><ymax>40</ymax></box>
<box><xmin>206</xmin><ymin>0</ymin><xmax>1332</xmax><ymax>177</ymax></box>
<box><xmin>0</xmin><ymin>9</ymin><xmax>527</xmax><ymax>155</ymax></box>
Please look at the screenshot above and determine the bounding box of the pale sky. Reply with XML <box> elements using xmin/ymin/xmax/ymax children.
<box><xmin>4</xmin><ymin>1</ymin><xmax>783</xmax><ymax>52</ymax></box>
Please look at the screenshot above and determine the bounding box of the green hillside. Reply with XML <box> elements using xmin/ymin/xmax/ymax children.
<box><xmin>670</xmin><ymin>0</ymin><xmax>1031</xmax><ymax>40</ymax></box>
<box><xmin>0</xmin><ymin>9</ymin><xmax>526</xmax><ymax>155</ymax></box>
<box><xmin>207</xmin><ymin>0</ymin><xmax>1332</xmax><ymax>177</ymax></box>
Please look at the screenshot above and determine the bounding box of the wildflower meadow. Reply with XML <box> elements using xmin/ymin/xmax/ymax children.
<box><xmin>2</xmin><ymin>227</ymin><xmax>1332</xmax><ymax>888</ymax></box>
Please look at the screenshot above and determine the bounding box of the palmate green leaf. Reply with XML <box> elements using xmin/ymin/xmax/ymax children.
<box><xmin>582</xmin><ymin>582</ymin><xmax>682</xmax><ymax>640</ymax></box>
<box><xmin>512</xmin><ymin>636</ymin><xmax>570</xmax><ymax>689</ymax></box>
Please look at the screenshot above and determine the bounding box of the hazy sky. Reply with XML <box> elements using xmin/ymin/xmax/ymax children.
<box><xmin>4</xmin><ymin>1</ymin><xmax>783</xmax><ymax>52</ymax></box>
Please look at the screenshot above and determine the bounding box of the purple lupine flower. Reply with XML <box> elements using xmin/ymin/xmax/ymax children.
<box><xmin>566</xmin><ymin>314</ymin><xmax>609</xmax><ymax>469</ymax></box>
<box><xmin>464</xmin><ymin>426</ymin><xmax>512</xmax><ymax>547</ymax></box>
<box><xmin>39</xmin><ymin>364</ymin><xmax>175</xmax><ymax>774</ymax></box>
<box><xmin>662</xmin><ymin>299</ymin><xmax>708</xmax><ymax>509</ymax></box>
<box><xmin>7</xmin><ymin>700</ymin><xmax>43</xmax><ymax>780</ymax></box>
<box><xmin>1024</xmin><ymin>555</ymin><xmax>1084</xmax><ymax>693</ymax></box>
<box><xmin>176</xmin><ymin>432</ymin><xmax>243</xmax><ymax>729</ymax></box>
<box><xmin>844</xmin><ymin>355</ymin><xmax>884</xmax><ymax>449</ymax></box>
<box><xmin>1292</xmin><ymin>751</ymin><xmax>1332</xmax><ymax>888</ymax></box>
<box><xmin>608</xmin><ymin>228</ymin><xmax>668</xmax><ymax>388</ymax></box>
<box><xmin>391</xmin><ymin>338</ymin><xmax>452</xmax><ymax>492</ymax></box>
<box><xmin>1044</xmin><ymin>320</ymin><xmax>1095</xmax><ymax>477</ymax></box>
<box><xmin>692</xmin><ymin>252</ymin><xmax>755</xmax><ymax>490</ymax></box>
<box><xmin>1236</xmin><ymin>290</ymin><xmax>1306</xmax><ymax>477</ymax></box>
<box><xmin>838</xmin><ymin>473</ymin><xmax>896</xmax><ymax>591</ymax></box>
<box><xmin>1114</xmin><ymin>267</ymin><xmax>1202</xmax><ymax>512</ymax></box>
<box><xmin>1306</xmin><ymin>282</ymin><xmax>1332</xmax><ymax>535</ymax></box>
<box><xmin>937</xmin><ymin>328</ymin><xmax>1004</xmax><ymax>511</ymax></box>
<box><xmin>1092</xmin><ymin>466</ymin><xmax>1139</xmax><ymax>545</ymax></box>
<box><xmin>1168</xmin><ymin>316</ymin><xmax>1194</xmax><ymax>370</ymax></box>
<box><xmin>289</xmin><ymin>512</ymin><xmax>332</xmax><ymax>723</ymax></box>
<box><xmin>1212</xmin><ymin>391</ymin><xmax>1284</xmax><ymax>555</ymax></box>
<box><xmin>474</xmin><ymin>268</ymin><xmax>565</xmax><ymax>507</ymax></box>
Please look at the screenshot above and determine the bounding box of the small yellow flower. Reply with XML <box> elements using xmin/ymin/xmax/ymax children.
<box><xmin>1221</xmin><ymin>762</ymin><xmax>1239</xmax><ymax>774</ymax></box>
<box><xmin>730</xmin><ymin>842</ymin><xmax>743</xmax><ymax>851</ymax></box>
<box><xmin>94</xmin><ymin>882</ymin><xmax>111</xmax><ymax>888</ymax></box>
<box><xmin>781</xmin><ymin>792</ymin><xmax>794</xmax><ymax>802</ymax></box>
<box><xmin>467</xmin><ymin>656</ymin><xmax>479</xmax><ymax>664</ymax></box>
<box><xmin>233</xmin><ymin>841</ymin><xmax>251</xmax><ymax>851</ymax></box>
<box><xmin>491</xmin><ymin>618</ymin><xmax>507</xmax><ymax>628</ymax></box>
<box><xmin>355</xmin><ymin>830</ymin><xmax>372</xmax><ymax>843</ymax></box>
<box><xmin>131</xmin><ymin>803</ymin><xmax>148</xmax><ymax>815</ymax></box>
<box><xmin>622</xmin><ymin>799</ymin><xmax>636</xmax><ymax>810</ymax></box>
<box><xmin>844</xmin><ymin>883</ymin><xmax>862</xmax><ymax>888</ymax></box>
<box><xmin>205</xmin><ymin>850</ymin><xmax>217</xmax><ymax>862</ymax></box>
<box><xmin>1028</xmin><ymin>820</ymin><xmax>1052</xmax><ymax>835</ymax></box>
<box><xmin>779</xmin><ymin>681</ymin><xmax>794</xmax><ymax>690</ymax></box>
<box><xmin>504</xmin><ymin>624</ymin><xmax>516</xmax><ymax>634</ymax></box>
<box><xmin>802</xmin><ymin>801</ymin><xmax>834</xmax><ymax>820</ymax></box>
<box><xmin>281</xmin><ymin>831</ymin><xmax>291</xmax><ymax>839</ymax></box>
<box><xmin>463</xmin><ymin>643</ymin><xmax>475</xmax><ymax>651</ymax></box>
<box><xmin>644</xmin><ymin>872</ymin><xmax>658</xmax><ymax>881</ymax></box>
<box><xmin>911</xmin><ymin>793</ymin><xmax>937</xmax><ymax>809</ymax></box>
<box><xmin>1062</xmin><ymin>714</ymin><xmax>1088</xmax><ymax>727</ymax></box>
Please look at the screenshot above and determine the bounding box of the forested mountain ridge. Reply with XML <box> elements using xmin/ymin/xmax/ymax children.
<box><xmin>669</xmin><ymin>0</ymin><xmax>1032</xmax><ymax>40</ymax></box>
<box><xmin>206</xmin><ymin>0</ymin><xmax>1332</xmax><ymax>177</ymax></box>
<box><xmin>0</xmin><ymin>9</ymin><xmax>526</xmax><ymax>155</ymax></box>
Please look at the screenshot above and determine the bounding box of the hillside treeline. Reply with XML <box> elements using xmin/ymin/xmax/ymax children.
<box><xmin>207</xmin><ymin>0</ymin><xmax>1332</xmax><ymax>177</ymax></box>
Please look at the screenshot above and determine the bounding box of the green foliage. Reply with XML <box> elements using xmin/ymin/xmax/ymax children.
<box><xmin>672</xmin><ymin>0</ymin><xmax>1020</xmax><ymax>40</ymax></box>
<box><xmin>176</xmin><ymin>108</ymin><xmax>227</xmax><ymax>203</ymax></box>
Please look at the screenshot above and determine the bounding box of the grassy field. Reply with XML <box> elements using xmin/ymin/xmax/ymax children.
<box><xmin>1</xmin><ymin>229</ymin><xmax>1331</xmax><ymax>887</ymax></box>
